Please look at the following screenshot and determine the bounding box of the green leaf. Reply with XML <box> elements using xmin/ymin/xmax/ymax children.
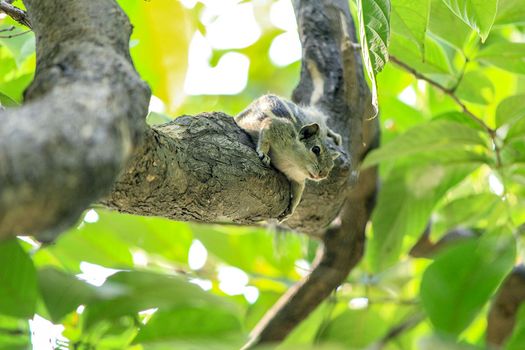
<box><xmin>454</xmin><ymin>71</ymin><xmax>494</xmax><ymax>104</ymax></box>
<box><xmin>0</xmin><ymin>30</ymin><xmax>34</xmax><ymax>66</ymax></box>
<box><xmin>420</xmin><ymin>232</ymin><xmax>515</xmax><ymax>336</ymax></box>
<box><xmin>496</xmin><ymin>94</ymin><xmax>525</xmax><ymax>128</ymax></box>
<box><xmin>36</xmin><ymin>220</ymin><xmax>134</xmax><ymax>271</ymax></box>
<box><xmin>37</xmin><ymin>268</ymin><xmax>99</xmax><ymax>323</ymax></box>
<box><xmin>357</xmin><ymin>0</ymin><xmax>391</xmax><ymax>113</ymax></box>
<box><xmin>368</xmin><ymin>163</ymin><xmax>477</xmax><ymax>272</ymax></box>
<box><xmin>133</xmin><ymin>306</ymin><xmax>243</xmax><ymax>344</ymax></box>
<box><xmin>505</xmin><ymin>304</ymin><xmax>525</xmax><ymax>350</ymax></box>
<box><xmin>389</xmin><ymin>32</ymin><xmax>453</xmax><ymax>75</ymax></box>
<box><xmin>84</xmin><ymin>271</ymin><xmax>237</xmax><ymax>329</ymax></box>
<box><xmin>495</xmin><ymin>0</ymin><xmax>525</xmax><ymax>25</ymax></box>
<box><xmin>428</xmin><ymin>0</ymin><xmax>472</xmax><ymax>50</ymax></box>
<box><xmin>476</xmin><ymin>42</ymin><xmax>525</xmax><ymax>75</ymax></box>
<box><xmin>436</xmin><ymin>193</ymin><xmax>504</xmax><ymax>229</ymax></box>
<box><xmin>441</xmin><ymin>0</ymin><xmax>498</xmax><ymax>41</ymax></box>
<box><xmin>0</xmin><ymin>91</ymin><xmax>18</xmax><ymax>107</ymax></box>
<box><xmin>0</xmin><ymin>315</ymin><xmax>30</xmax><ymax>349</ymax></box>
<box><xmin>391</xmin><ymin>0</ymin><xmax>430</xmax><ymax>55</ymax></box>
<box><xmin>118</xmin><ymin>0</ymin><xmax>193</xmax><ymax>112</ymax></box>
<box><xmin>0</xmin><ymin>239</ymin><xmax>37</xmax><ymax>318</ymax></box>
<box><xmin>363</xmin><ymin>120</ymin><xmax>487</xmax><ymax>167</ymax></box>
<box><xmin>192</xmin><ymin>225</ymin><xmax>302</xmax><ymax>279</ymax></box>
<box><xmin>318</xmin><ymin>309</ymin><xmax>389</xmax><ymax>348</ymax></box>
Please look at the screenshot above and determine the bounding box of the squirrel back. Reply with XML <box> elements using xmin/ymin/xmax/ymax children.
<box><xmin>235</xmin><ymin>94</ymin><xmax>339</xmax><ymax>182</ymax></box>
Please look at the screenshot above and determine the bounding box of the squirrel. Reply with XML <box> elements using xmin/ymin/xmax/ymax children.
<box><xmin>235</xmin><ymin>94</ymin><xmax>342</xmax><ymax>222</ymax></box>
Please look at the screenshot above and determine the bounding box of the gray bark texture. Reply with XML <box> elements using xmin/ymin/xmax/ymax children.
<box><xmin>0</xmin><ymin>0</ymin><xmax>150</xmax><ymax>241</ymax></box>
<box><xmin>0</xmin><ymin>0</ymin><xmax>379</xmax><ymax>345</ymax></box>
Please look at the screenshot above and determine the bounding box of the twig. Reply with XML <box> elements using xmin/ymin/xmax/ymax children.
<box><xmin>377</xmin><ymin>313</ymin><xmax>426</xmax><ymax>348</ymax></box>
<box><xmin>0</xmin><ymin>28</ymin><xmax>30</xmax><ymax>38</ymax></box>
<box><xmin>0</xmin><ymin>25</ymin><xmax>14</xmax><ymax>33</ymax></box>
<box><xmin>0</xmin><ymin>1</ymin><xmax>31</xmax><ymax>29</ymax></box>
<box><xmin>389</xmin><ymin>55</ymin><xmax>502</xmax><ymax>168</ymax></box>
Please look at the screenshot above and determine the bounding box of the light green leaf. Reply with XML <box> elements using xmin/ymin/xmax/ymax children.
<box><xmin>357</xmin><ymin>0</ymin><xmax>391</xmax><ymax>114</ymax></box>
<box><xmin>118</xmin><ymin>0</ymin><xmax>193</xmax><ymax>112</ymax></box>
<box><xmin>441</xmin><ymin>0</ymin><xmax>498</xmax><ymax>41</ymax></box>
<box><xmin>84</xmin><ymin>271</ymin><xmax>237</xmax><ymax>329</ymax></box>
<box><xmin>496</xmin><ymin>94</ymin><xmax>525</xmax><ymax>128</ymax></box>
<box><xmin>495</xmin><ymin>0</ymin><xmax>525</xmax><ymax>25</ymax></box>
<box><xmin>389</xmin><ymin>32</ymin><xmax>453</xmax><ymax>75</ymax></box>
<box><xmin>421</xmin><ymin>232</ymin><xmax>515</xmax><ymax>336</ymax></box>
<box><xmin>391</xmin><ymin>0</ymin><xmax>430</xmax><ymax>55</ymax></box>
<box><xmin>318</xmin><ymin>309</ymin><xmax>389</xmax><ymax>348</ymax></box>
<box><xmin>476</xmin><ymin>42</ymin><xmax>525</xmax><ymax>75</ymax></box>
<box><xmin>38</xmin><ymin>268</ymin><xmax>98</xmax><ymax>323</ymax></box>
<box><xmin>368</xmin><ymin>163</ymin><xmax>477</xmax><ymax>272</ymax></box>
<box><xmin>0</xmin><ymin>91</ymin><xmax>18</xmax><ymax>107</ymax></box>
<box><xmin>0</xmin><ymin>314</ymin><xmax>30</xmax><ymax>349</ymax></box>
<box><xmin>436</xmin><ymin>193</ymin><xmax>503</xmax><ymax>229</ymax></box>
<box><xmin>363</xmin><ymin>120</ymin><xmax>487</xmax><ymax>167</ymax></box>
<box><xmin>505</xmin><ymin>304</ymin><xmax>525</xmax><ymax>350</ymax></box>
<box><xmin>428</xmin><ymin>0</ymin><xmax>472</xmax><ymax>50</ymax></box>
<box><xmin>192</xmin><ymin>225</ymin><xmax>302</xmax><ymax>279</ymax></box>
<box><xmin>455</xmin><ymin>71</ymin><xmax>495</xmax><ymax>104</ymax></box>
<box><xmin>0</xmin><ymin>239</ymin><xmax>37</xmax><ymax>318</ymax></box>
<box><xmin>133</xmin><ymin>306</ymin><xmax>243</xmax><ymax>344</ymax></box>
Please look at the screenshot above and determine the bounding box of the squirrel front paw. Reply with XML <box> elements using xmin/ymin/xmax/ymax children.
<box><xmin>257</xmin><ymin>151</ymin><xmax>271</xmax><ymax>167</ymax></box>
<box><xmin>277</xmin><ymin>206</ymin><xmax>293</xmax><ymax>223</ymax></box>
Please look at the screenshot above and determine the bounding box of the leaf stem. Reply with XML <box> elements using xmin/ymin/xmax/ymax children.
<box><xmin>389</xmin><ymin>55</ymin><xmax>502</xmax><ymax>168</ymax></box>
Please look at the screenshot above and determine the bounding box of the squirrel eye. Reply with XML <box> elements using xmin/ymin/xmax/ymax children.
<box><xmin>311</xmin><ymin>146</ymin><xmax>321</xmax><ymax>155</ymax></box>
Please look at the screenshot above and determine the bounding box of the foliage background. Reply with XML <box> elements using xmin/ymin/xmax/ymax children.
<box><xmin>0</xmin><ymin>0</ymin><xmax>524</xmax><ymax>349</ymax></box>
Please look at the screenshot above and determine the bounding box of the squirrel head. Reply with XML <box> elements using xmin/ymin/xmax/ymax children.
<box><xmin>298</xmin><ymin>123</ymin><xmax>339</xmax><ymax>181</ymax></box>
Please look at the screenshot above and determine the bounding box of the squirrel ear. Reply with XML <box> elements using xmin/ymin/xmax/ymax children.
<box><xmin>299</xmin><ymin>123</ymin><xmax>320</xmax><ymax>140</ymax></box>
<box><xmin>331</xmin><ymin>151</ymin><xmax>341</xmax><ymax>160</ymax></box>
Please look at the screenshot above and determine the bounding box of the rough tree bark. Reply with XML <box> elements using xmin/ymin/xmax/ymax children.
<box><xmin>0</xmin><ymin>0</ymin><xmax>150</xmax><ymax>241</ymax></box>
<box><xmin>0</xmin><ymin>0</ymin><xmax>379</xmax><ymax>345</ymax></box>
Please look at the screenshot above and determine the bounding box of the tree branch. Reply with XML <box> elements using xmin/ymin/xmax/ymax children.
<box><xmin>243</xmin><ymin>0</ymin><xmax>379</xmax><ymax>346</ymax></box>
<box><xmin>389</xmin><ymin>55</ymin><xmax>502</xmax><ymax>168</ymax></box>
<box><xmin>487</xmin><ymin>265</ymin><xmax>525</xmax><ymax>346</ymax></box>
<box><xmin>0</xmin><ymin>1</ymin><xmax>31</xmax><ymax>28</ymax></box>
<box><xmin>0</xmin><ymin>0</ymin><xmax>150</xmax><ymax>241</ymax></box>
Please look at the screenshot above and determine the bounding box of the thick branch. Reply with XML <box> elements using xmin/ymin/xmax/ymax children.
<box><xmin>102</xmin><ymin>113</ymin><xmax>350</xmax><ymax>229</ymax></box>
<box><xmin>487</xmin><ymin>265</ymin><xmax>525</xmax><ymax>346</ymax></box>
<box><xmin>0</xmin><ymin>1</ymin><xmax>31</xmax><ymax>29</ymax></box>
<box><xmin>244</xmin><ymin>0</ymin><xmax>378</xmax><ymax>346</ymax></box>
<box><xmin>0</xmin><ymin>0</ymin><xmax>150</xmax><ymax>241</ymax></box>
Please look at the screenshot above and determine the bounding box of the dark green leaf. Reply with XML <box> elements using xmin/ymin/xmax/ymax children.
<box><xmin>357</xmin><ymin>0</ymin><xmax>391</xmax><ymax>113</ymax></box>
<box><xmin>421</xmin><ymin>232</ymin><xmax>515</xmax><ymax>336</ymax></box>
<box><xmin>441</xmin><ymin>0</ymin><xmax>498</xmax><ymax>41</ymax></box>
<box><xmin>358</xmin><ymin>0</ymin><xmax>391</xmax><ymax>74</ymax></box>
<box><xmin>0</xmin><ymin>239</ymin><xmax>37</xmax><ymax>318</ymax></box>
